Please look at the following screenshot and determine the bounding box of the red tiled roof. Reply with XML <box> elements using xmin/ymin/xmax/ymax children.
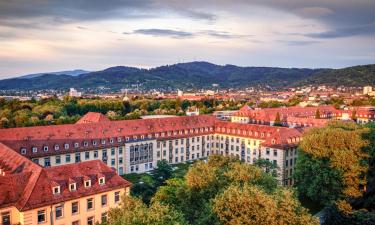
<box><xmin>214</xmin><ymin>121</ymin><xmax>302</xmax><ymax>148</ymax></box>
<box><xmin>76</xmin><ymin>112</ymin><xmax>110</xmax><ymax>124</ymax></box>
<box><xmin>0</xmin><ymin>114</ymin><xmax>216</xmax><ymax>158</ymax></box>
<box><xmin>0</xmin><ymin>143</ymin><xmax>131</xmax><ymax>211</ymax></box>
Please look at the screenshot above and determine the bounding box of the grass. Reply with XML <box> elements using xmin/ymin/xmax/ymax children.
<box><xmin>122</xmin><ymin>161</ymin><xmax>196</xmax><ymax>185</ymax></box>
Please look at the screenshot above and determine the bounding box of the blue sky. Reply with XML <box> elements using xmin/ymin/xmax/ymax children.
<box><xmin>0</xmin><ymin>0</ymin><xmax>374</xmax><ymax>78</ymax></box>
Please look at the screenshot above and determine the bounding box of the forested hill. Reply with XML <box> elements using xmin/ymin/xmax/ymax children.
<box><xmin>295</xmin><ymin>64</ymin><xmax>375</xmax><ymax>87</ymax></box>
<box><xmin>0</xmin><ymin>62</ymin><xmax>373</xmax><ymax>91</ymax></box>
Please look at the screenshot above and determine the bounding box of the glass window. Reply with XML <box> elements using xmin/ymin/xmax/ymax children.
<box><xmin>101</xmin><ymin>195</ymin><xmax>107</xmax><ymax>206</ymax></box>
<box><xmin>87</xmin><ymin>217</ymin><xmax>94</xmax><ymax>225</ymax></box>
<box><xmin>55</xmin><ymin>156</ymin><xmax>61</xmax><ymax>164</ymax></box>
<box><xmin>114</xmin><ymin>191</ymin><xmax>120</xmax><ymax>203</ymax></box>
<box><xmin>37</xmin><ymin>210</ymin><xmax>46</xmax><ymax>223</ymax></box>
<box><xmin>87</xmin><ymin>198</ymin><xmax>93</xmax><ymax>210</ymax></box>
<box><xmin>1</xmin><ymin>212</ymin><xmax>10</xmax><ymax>225</ymax></box>
<box><xmin>55</xmin><ymin>205</ymin><xmax>63</xmax><ymax>219</ymax></box>
<box><xmin>65</xmin><ymin>154</ymin><xmax>71</xmax><ymax>163</ymax></box>
<box><xmin>72</xmin><ymin>202</ymin><xmax>79</xmax><ymax>214</ymax></box>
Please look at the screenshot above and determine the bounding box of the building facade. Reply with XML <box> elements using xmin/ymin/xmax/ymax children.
<box><xmin>0</xmin><ymin>113</ymin><xmax>302</xmax><ymax>186</ymax></box>
<box><xmin>0</xmin><ymin>143</ymin><xmax>131</xmax><ymax>225</ymax></box>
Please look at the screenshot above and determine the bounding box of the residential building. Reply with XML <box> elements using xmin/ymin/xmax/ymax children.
<box><xmin>0</xmin><ymin>143</ymin><xmax>131</xmax><ymax>225</ymax></box>
<box><xmin>0</xmin><ymin>112</ymin><xmax>301</xmax><ymax>185</ymax></box>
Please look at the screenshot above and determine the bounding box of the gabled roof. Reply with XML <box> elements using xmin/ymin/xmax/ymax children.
<box><xmin>0</xmin><ymin>143</ymin><xmax>131</xmax><ymax>211</ymax></box>
<box><xmin>76</xmin><ymin>112</ymin><xmax>110</xmax><ymax>124</ymax></box>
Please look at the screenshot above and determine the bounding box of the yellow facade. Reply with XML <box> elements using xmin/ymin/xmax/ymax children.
<box><xmin>1</xmin><ymin>187</ymin><xmax>129</xmax><ymax>225</ymax></box>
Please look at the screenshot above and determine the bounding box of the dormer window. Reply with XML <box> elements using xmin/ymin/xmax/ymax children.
<box><xmin>93</xmin><ymin>141</ymin><xmax>97</xmax><ymax>146</ymax></box>
<box><xmin>101</xmin><ymin>139</ymin><xmax>106</xmax><ymax>144</ymax></box>
<box><xmin>110</xmin><ymin>138</ymin><xmax>114</xmax><ymax>143</ymax></box>
<box><xmin>99</xmin><ymin>177</ymin><xmax>105</xmax><ymax>185</ymax></box>
<box><xmin>84</xmin><ymin>141</ymin><xmax>88</xmax><ymax>147</ymax></box>
<box><xmin>32</xmin><ymin>147</ymin><xmax>38</xmax><ymax>153</ymax></box>
<box><xmin>69</xmin><ymin>183</ymin><xmax>77</xmax><ymax>191</ymax></box>
<box><xmin>21</xmin><ymin>148</ymin><xmax>27</xmax><ymax>155</ymax></box>
<box><xmin>141</xmin><ymin>135</ymin><xmax>144</xmax><ymax>140</ymax></box>
<box><xmin>64</xmin><ymin>144</ymin><xmax>69</xmax><ymax>149</ymax></box>
<box><xmin>74</xmin><ymin>142</ymin><xmax>79</xmax><ymax>148</ymax></box>
<box><xmin>84</xmin><ymin>180</ymin><xmax>91</xmax><ymax>188</ymax></box>
<box><xmin>43</xmin><ymin>146</ymin><xmax>49</xmax><ymax>152</ymax></box>
<box><xmin>53</xmin><ymin>186</ymin><xmax>60</xmax><ymax>195</ymax></box>
<box><xmin>117</xmin><ymin>137</ymin><xmax>122</xmax><ymax>142</ymax></box>
<box><xmin>54</xmin><ymin>145</ymin><xmax>60</xmax><ymax>151</ymax></box>
<box><xmin>126</xmin><ymin>137</ymin><xmax>130</xmax><ymax>141</ymax></box>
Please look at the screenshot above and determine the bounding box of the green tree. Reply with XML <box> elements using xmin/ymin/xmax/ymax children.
<box><xmin>274</xmin><ymin>112</ymin><xmax>282</xmax><ymax>126</ymax></box>
<box><xmin>152</xmin><ymin>160</ymin><xmax>173</xmax><ymax>187</ymax></box>
<box><xmin>108</xmin><ymin>196</ymin><xmax>187</xmax><ymax>225</ymax></box>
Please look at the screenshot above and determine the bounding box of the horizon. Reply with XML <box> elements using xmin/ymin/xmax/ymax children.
<box><xmin>1</xmin><ymin>1</ymin><xmax>375</xmax><ymax>78</ymax></box>
<box><xmin>3</xmin><ymin>60</ymin><xmax>375</xmax><ymax>80</ymax></box>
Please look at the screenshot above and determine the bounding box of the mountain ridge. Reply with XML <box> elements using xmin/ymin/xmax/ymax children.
<box><xmin>0</xmin><ymin>61</ymin><xmax>374</xmax><ymax>91</ymax></box>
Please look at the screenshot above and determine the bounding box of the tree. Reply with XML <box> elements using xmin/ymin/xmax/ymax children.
<box><xmin>315</xmin><ymin>109</ymin><xmax>321</xmax><ymax>119</ymax></box>
<box><xmin>274</xmin><ymin>112</ymin><xmax>282</xmax><ymax>126</ymax></box>
<box><xmin>108</xmin><ymin>196</ymin><xmax>187</xmax><ymax>225</ymax></box>
<box><xmin>152</xmin><ymin>155</ymin><xmax>312</xmax><ymax>225</ymax></box>
<box><xmin>213</xmin><ymin>184</ymin><xmax>319</xmax><ymax>225</ymax></box>
<box><xmin>152</xmin><ymin>159</ymin><xmax>173</xmax><ymax>187</ymax></box>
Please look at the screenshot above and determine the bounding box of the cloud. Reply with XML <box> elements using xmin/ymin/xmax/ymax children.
<box><xmin>126</xmin><ymin>28</ymin><xmax>252</xmax><ymax>39</ymax></box>
<box><xmin>295</xmin><ymin>7</ymin><xmax>333</xmax><ymax>17</ymax></box>
<box><xmin>278</xmin><ymin>40</ymin><xmax>319</xmax><ymax>46</ymax></box>
<box><xmin>305</xmin><ymin>23</ymin><xmax>375</xmax><ymax>39</ymax></box>
<box><xmin>131</xmin><ymin>29</ymin><xmax>194</xmax><ymax>39</ymax></box>
<box><xmin>200</xmin><ymin>30</ymin><xmax>253</xmax><ymax>39</ymax></box>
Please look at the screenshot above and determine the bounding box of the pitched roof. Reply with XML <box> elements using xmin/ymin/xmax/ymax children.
<box><xmin>76</xmin><ymin>112</ymin><xmax>110</xmax><ymax>124</ymax></box>
<box><xmin>214</xmin><ymin>121</ymin><xmax>302</xmax><ymax>148</ymax></box>
<box><xmin>0</xmin><ymin>143</ymin><xmax>131</xmax><ymax>211</ymax></box>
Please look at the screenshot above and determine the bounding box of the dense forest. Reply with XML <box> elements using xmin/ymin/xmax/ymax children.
<box><xmin>1</xmin><ymin>62</ymin><xmax>374</xmax><ymax>91</ymax></box>
<box><xmin>0</xmin><ymin>96</ymin><xmax>244</xmax><ymax>128</ymax></box>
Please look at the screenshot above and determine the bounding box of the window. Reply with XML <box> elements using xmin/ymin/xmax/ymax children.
<box><xmin>99</xmin><ymin>177</ymin><xmax>105</xmax><ymax>185</ymax></box>
<box><xmin>101</xmin><ymin>212</ymin><xmax>108</xmax><ymax>223</ymax></box>
<box><xmin>53</xmin><ymin>186</ymin><xmax>60</xmax><ymax>194</ymax></box>
<box><xmin>21</xmin><ymin>148</ymin><xmax>27</xmax><ymax>155</ymax></box>
<box><xmin>55</xmin><ymin>156</ymin><xmax>61</xmax><ymax>164</ymax></box>
<box><xmin>75</xmin><ymin>153</ymin><xmax>81</xmax><ymax>163</ymax></box>
<box><xmin>101</xmin><ymin>194</ymin><xmax>107</xmax><ymax>206</ymax></box>
<box><xmin>87</xmin><ymin>198</ymin><xmax>93</xmax><ymax>210</ymax></box>
<box><xmin>87</xmin><ymin>217</ymin><xmax>94</xmax><ymax>225</ymax></box>
<box><xmin>55</xmin><ymin>205</ymin><xmax>63</xmax><ymax>219</ymax></box>
<box><xmin>32</xmin><ymin>147</ymin><xmax>38</xmax><ymax>153</ymax></box>
<box><xmin>114</xmin><ymin>191</ymin><xmax>120</xmax><ymax>203</ymax></box>
<box><xmin>111</xmin><ymin>159</ymin><xmax>115</xmax><ymax>166</ymax></box>
<box><xmin>273</xmin><ymin>149</ymin><xmax>278</xmax><ymax>157</ymax></box>
<box><xmin>85</xmin><ymin>152</ymin><xmax>90</xmax><ymax>160</ymax></box>
<box><xmin>85</xmin><ymin>180</ymin><xmax>91</xmax><ymax>188</ymax></box>
<box><xmin>74</xmin><ymin>142</ymin><xmax>79</xmax><ymax>148</ymax></box>
<box><xmin>65</xmin><ymin>154</ymin><xmax>71</xmax><ymax>163</ymax></box>
<box><xmin>1</xmin><ymin>212</ymin><xmax>10</xmax><ymax>225</ymax></box>
<box><xmin>94</xmin><ymin>151</ymin><xmax>98</xmax><ymax>158</ymax></box>
<box><xmin>111</xmin><ymin>148</ymin><xmax>115</xmax><ymax>156</ymax></box>
<box><xmin>37</xmin><ymin>210</ymin><xmax>46</xmax><ymax>223</ymax></box>
<box><xmin>72</xmin><ymin>202</ymin><xmax>79</xmax><ymax>214</ymax></box>
<box><xmin>44</xmin><ymin>157</ymin><xmax>51</xmax><ymax>167</ymax></box>
<box><xmin>69</xmin><ymin>183</ymin><xmax>76</xmax><ymax>191</ymax></box>
<box><xmin>266</xmin><ymin>148</ymin><xmax>270</xmax><ymax>155</ymax></box>
<box><xmin>64</xmin><ymin>144</ymin><xmax>69</xmax><ymax>149</ymax></box>
<box><xmin>55</xmin><ymin>145</ymin><xmax>60</xmax><ymax>151</ymax></box>
<box><xmin>72</xmin><ymin>221</ymin><xmax>79</xmax><ymax>225</ymax></box>
<box><xmin>43</xmin><ymin>146</ymin><xmax>48</xmax><ymax>152</ymax></box>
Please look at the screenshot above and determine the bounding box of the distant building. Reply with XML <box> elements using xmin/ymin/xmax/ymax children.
<box><xmin>177</xmin><ymin>90</ymin><xmax>183</xmax><ymax>97</ymax></box>
<box><xmin>69</xmin><ymin>88</ymin><xmax>82</xmax><ymax>97</ymax></box>
<box><xmin>363</xmin><ymin>86</ymin><xmax>375</xmax><ymax>96</ymax></box>
<box><xmin>186</xmin><ymin>107</ymin><xmax>200</xmax><ymax>116</ymax></box>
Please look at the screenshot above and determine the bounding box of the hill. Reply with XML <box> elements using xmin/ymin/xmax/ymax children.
<box><xmin>0</xmin><ymin>62</ymin><xmax>373</xmax><ymax>91</ymax></box>
<box><xmin>295</xmin><ymin>64</ymin><xmax>375</xmax><ymax>87</ymax></box>
<box><xmin>19</xmin><ymin>69</ymin><xmax>89</xmax><ymax>79</ymax></box>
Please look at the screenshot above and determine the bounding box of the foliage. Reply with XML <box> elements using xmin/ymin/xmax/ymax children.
<box><xmin>149</xmin><ymin>155</ymin><xmax>315</xmax><ymax>225</ymax></box>
<box><xmin>108</xmin><ymin>196</ymin><xmax>188</xmax><ymax>225</ymax></box>
<box><xmin>213</xmin><ymin>184</ymin><xmax>319</xmax><ymax>225</ymax></box>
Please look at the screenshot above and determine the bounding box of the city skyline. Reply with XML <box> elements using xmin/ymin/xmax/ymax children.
<box><xmin>1</xmin><ymin>0</ymin><xmax>375</xmax><ymax>78</ymax></box>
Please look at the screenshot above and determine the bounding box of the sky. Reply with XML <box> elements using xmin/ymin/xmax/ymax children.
<box><xmin>0</xmin><ymin>0</ymin><xmax>375</xmax><ymax>78</ymax></box>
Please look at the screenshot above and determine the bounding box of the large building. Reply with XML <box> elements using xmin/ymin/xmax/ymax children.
<box><xmin>0</xmin><ymin>143</ymin><xmax>131</xmax><ymax>225</ymax></box>
<box><xmin>0</xmin><ymin>112</ymin><xmax>302</xmax><ymax>186</ymax></box>
<box><xmin>231</xmin><ymin>105</ymin><xmax>375</xmax><ymax>126</ymax></box>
